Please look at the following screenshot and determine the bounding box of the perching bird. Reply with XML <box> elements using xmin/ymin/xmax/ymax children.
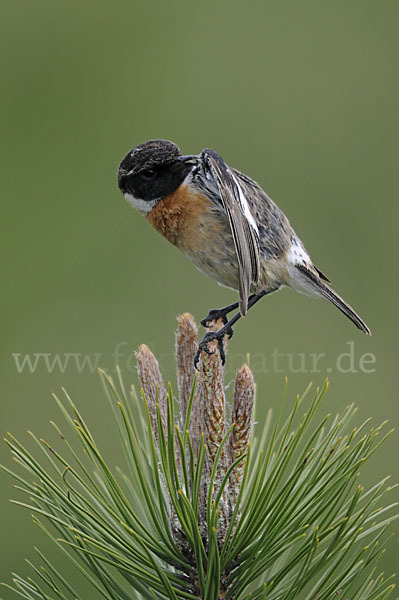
<box><xmin>117</xmin><ymin>139</ymin><xmax>370</xmax><ymax>365</ymax></box>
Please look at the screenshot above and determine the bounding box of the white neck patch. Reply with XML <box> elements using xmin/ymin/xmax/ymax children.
<box><xmin>124</xmin><ymin>192</ymin><xmax>159</xmax><ymax>215</ymax></box>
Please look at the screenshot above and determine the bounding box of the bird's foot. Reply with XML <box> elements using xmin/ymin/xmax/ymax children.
<box><xmin>200</xmin><ymin>303</ymin><xmax>238</xmax><ymax>328</ymax></box>
<box><xmin>194</xmin><ymin>323</ymin><xmax>234</xmax><ymax>368</ymax></box>
<box><xmin>200</xmin><ymin>309</ymin><xmax>228</xmax><ymax>327</ymax></box>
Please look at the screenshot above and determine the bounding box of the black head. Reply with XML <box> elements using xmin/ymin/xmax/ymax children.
<box><xmin>117</xmin><ymin>139</ymin><xmax>197</xmax><ymax>210</ymax></box>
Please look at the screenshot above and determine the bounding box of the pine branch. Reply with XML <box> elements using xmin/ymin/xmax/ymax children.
<box><xmin>1</xmin><ymin>314</ymin><xmax>398</xmax><ymax>600</ymax></box>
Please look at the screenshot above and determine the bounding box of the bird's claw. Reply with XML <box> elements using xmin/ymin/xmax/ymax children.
<box><xmin>194</xmin><ymin>325</ymin><xmax>234</xmax><ymax>368</ymax></box>
<box><xmin>200</xmin><ymin>308</ymin><xmax>229</xmax><ymax>328</ymax></box>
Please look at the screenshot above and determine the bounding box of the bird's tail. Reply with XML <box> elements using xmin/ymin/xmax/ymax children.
<box><xmin>296</xmin><ymin>265</ymin><xmax>371</xmax><ymax>335</ymax></box>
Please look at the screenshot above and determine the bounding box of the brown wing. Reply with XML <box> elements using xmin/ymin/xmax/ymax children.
<box><xmin>202</xmin><ymin>149</ymin><xmax>260</xmax><ymax>315</ymax></box>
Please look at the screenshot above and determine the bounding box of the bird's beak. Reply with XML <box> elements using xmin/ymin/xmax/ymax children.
<box><xmin>179</xmin><ymin>154</ymin><xmax>199</xmax><ymax>163</ymax></box>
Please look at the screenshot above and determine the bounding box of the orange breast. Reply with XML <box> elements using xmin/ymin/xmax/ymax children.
<box><xmin>147</xmin><ymin>184</ymin><xmax>221</xmax><ymax>252</ymax></box>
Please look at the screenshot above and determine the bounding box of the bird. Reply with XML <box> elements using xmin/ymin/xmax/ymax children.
<box><xmin>117</xmin><ymin>139</ymin><xmax>371</xmax><ymax>366</ymax></box>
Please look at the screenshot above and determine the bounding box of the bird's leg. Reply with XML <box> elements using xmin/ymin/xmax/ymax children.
<box><xmin>195</xmin><ymin>312</ymin><xmax>241</xmax><ymax>367</ymax></box>
<box><xmin>195</xmin><ymin>291</ymin><xmax>272</xmax><ymax>367</ymax></box>
<box><xmin>200</xmin><ymin>295</ymin><xmax>257</xmax><ymax>327</ymax></box>
<box><xmin>200</xmin><ymin>302</ymin><xmax>239</xmax><ymax>327</ymax></box>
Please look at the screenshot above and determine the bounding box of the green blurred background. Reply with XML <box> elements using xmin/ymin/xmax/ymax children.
<box><xmin>1</xmin><ymin>0</ymin><xmax>398</xmax><ymax>589</ymax></box>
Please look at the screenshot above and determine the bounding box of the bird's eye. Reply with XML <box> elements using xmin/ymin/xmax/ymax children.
<box><xmin>140</xmin><ymin>169</ymin><xmax>156</xmax><ymax>181</ymax></box>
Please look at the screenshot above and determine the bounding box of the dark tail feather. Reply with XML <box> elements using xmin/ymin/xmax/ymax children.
<box><xmin>296</xmin><ymin>265</ymin><xmax>371</xmax><ymax>335</ymax></box>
